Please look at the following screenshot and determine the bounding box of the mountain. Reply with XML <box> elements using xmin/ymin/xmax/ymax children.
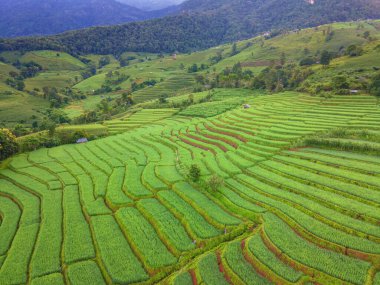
<box><xmin>116</xmin><ymin>0</ymin><xmax>185</xmax><ymax>11</ymax></box>
<box><xmin>0</xmin><ymin>0</ymin><xmax>172</xmax><ymax>38</ymax></box>
<box><xmin>1</xmin><ymin>0</ymin><xmax>380</xmax><ymax>54</ymax></box>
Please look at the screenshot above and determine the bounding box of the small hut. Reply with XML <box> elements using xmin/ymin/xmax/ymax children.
<box><xmin>243</xmin><ymin>104</ymin><xmax>251</xmax><ymax>109</ymax></box>
<box><xmin>76</xmin><ymin>138</ymin><xmax>88</xmax><ymax>144</ymax></box>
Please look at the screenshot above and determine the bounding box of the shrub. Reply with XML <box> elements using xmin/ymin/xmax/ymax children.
<box><xmin>299</xmin><ymin>57</ymin><xmax>316</xmax><ymax>66</ymax></box>
<box><xmin>0</xmin><ymin>128</ymin><xmax>19</xmax><ymax>160</ymax></box>
<box><xmin>188</xmin><ymin>164</ymin><xmax>201</xmax><ymax>182</ymax></box>
<box><xmin>332</xmin><ymin>76</ymin><xmax>349</xmax><ymax>90</ymax></box>
<box><xmin>346</xmin><ymin>45</ymin><xmax>363</xmax><ymax>57</ymax></box>
<box><xmin>369</xmin><ymin>73</ymin><xmax>380</xmax><ymax>97</ymax></box>
<box><xmin>207</xmin><ymin>174</ymin><xmax>224</xmax><ymax>191</ymax></box>
<box><xmin>320</xmin><ymin>50</ymin><xmax>332</xmax><ymax>66</ymax></box>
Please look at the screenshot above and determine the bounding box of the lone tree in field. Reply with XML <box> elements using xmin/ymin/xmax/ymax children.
<box><xmin>207</xmin><ymin>174</ymin><xmax>224</xmax><ymax>191</ymax></box>
<box><xmin>0</xmin><ymin>128</ymin><xmax>19</xmax><ymax>161</ymax></box>
<box><xmin>188</xmin><ymin>164</ymin><xmax>201</xmax><ymax>182</ymax></box>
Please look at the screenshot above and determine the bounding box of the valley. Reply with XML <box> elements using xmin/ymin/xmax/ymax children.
<box><xmin>0</xmin><ymin>12</ymin><xmax>380</xmax><ymax>285</ymax></box>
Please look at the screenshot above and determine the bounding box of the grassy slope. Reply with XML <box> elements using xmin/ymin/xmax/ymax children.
<box><xmin>1</xmin><ymin>20</ymin><xmax>380</xmax><ymax>127</ymax></box>
<box><xmin>0</xmin><ymin>86</ymin><xmax>49</xmax><ymax>126</ymax></box>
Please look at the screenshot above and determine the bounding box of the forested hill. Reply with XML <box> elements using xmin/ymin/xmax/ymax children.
<box><xmin>0</xmin><ymin>0</ymin><xmax>172</xmax><ymax>38</ymax></box>
<box><xmin>1</xmin><ymin>0</ymin><xmax>380</xmax><ymax>55</ymax></box>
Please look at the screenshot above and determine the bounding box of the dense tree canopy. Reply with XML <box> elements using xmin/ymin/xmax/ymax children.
<box><xmin>1</xmin><ymin>0</ymin><xmax>379</xmax><ymax>55</ymax></box>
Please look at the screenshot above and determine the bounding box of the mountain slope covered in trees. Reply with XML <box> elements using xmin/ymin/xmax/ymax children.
<box><xmin>1</xmin><ymin>0</ymin><xmax>380</xmax><ymax>55</ymax></box>
<box><xmin>0</xmin><ymin>0</ymin><xmax>172</xmax><ymax>38</ymax></box>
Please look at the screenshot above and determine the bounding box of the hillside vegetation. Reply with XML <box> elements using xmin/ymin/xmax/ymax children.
<box><xmin>1</xmin><ymin>16</ymin><xmax>380</xmax><ymax>285</ymax></box>
<box><xmin>1</xmin><ymin>20</ymin><xmax>379</xmax><ymax>133</ymax></box>
<box><xmin>1</xmin><ymin>0</ymin><xmax>380</xmax><ymax>54</ymax></box>
<box><xmin>0</xmin><ymin>0</ymin><xmax>171</xmax><ymax>38</ymax></box>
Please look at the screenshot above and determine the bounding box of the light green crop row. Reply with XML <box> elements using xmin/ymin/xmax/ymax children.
<box><xmin>228</xmin><ymin>176</ymin><xmax>380</xmax><ymax>254</ymax></box>
<box><xmin>137</xmin><ymin>198</ymin><xmax>195</xmax><ymax>252</ymax></box>
<box><xmin>106</xmin><ymin>167</ymin><xmax>133</xmax><ymax>207</ymax></box>
<box><xmin>158</xmin><ymin>190</ymin><xmax>220</xmax><ymax>239</ymax></box>
<box><xmin>0</xmin><ymin>197</ymin><xmax>20</xmax><ymax>256</ymax></box>
<box><xmin>223</xmin><ymin>241</ymin><xmax>272</xmax><ymax>285</ymax></box>
<box><xmin>247</xmin><ymin>234</ymin><xmax>303</xmax><ymax>282</ymax></box>
<box><xmin>173</xmin><ymin>182</ymin><xmax>241</xmax><ymax>226</ymax></box>
<box><xmin>263</xmin><ymin>159</ymin><xmax>380</xmax><ymax>205</ymax></box>
<box><xmin>198</xmin><ymin>253</ymin><xmax>229</xmax><ymax>285</ymax></box>
<box><xmin>91</xmin><ymin>215</ymin><xmax>148</xmax><ymax>283</ymax></box>
<box><xmin>263</xmin><ymin>213</ymin><xmax>371</xmax><ymax>285</ymax></box>
<box><xmin>116</xmin><ymin>207</ymin><xmax>177</xmax><ymax>269</ymax></box>
<box><xmin>248</xmin><ymin>166</ymin><xmax>379</xmax><ymax>220</ymax></box>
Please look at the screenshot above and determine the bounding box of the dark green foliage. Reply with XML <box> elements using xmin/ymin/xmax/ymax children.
<box><xmin>299</xmin><ymin>57</ymin><xmax>316</xmax><ymax>66</ymax></box>
<box><xmin>0</xmin><ymin>128</ymin><xmax>19</xmax><ymax>160</ymax></box>
<box><xmin>12</xmin><ymin>61</ymin><xmax>43</xmax><ymax>78</ymax></box>
<box><xmin>332</xmin><ymin>76</ymin><xmax>349</xmax><ymax>90</ymax></box>
<box><xmin>159</xmin><ymin>94</ymin><xmax>168</xmax><ymax>104</ymax></box>
<box><xmin>188</xmin><ymin>164</ymin><xmax>201</xmax><ymax>182</ymax></box>
<box><xmin>5</xmin><ymin>78</ymin><xmax>25</xmax><ymax>91</ymax></box>
<box><xmin>98</xmin><ymin>56</ymin><xmax>111</xmax><ymax>68</ymax></box>
<box><xmin>131</xmin><ymin>79</ymin><xmax>157</xmax><ymax>92</ymax></box>
<box><xmin>320</xmin><ymin>50</ymin><xmax>332</xmax><ymax>66</ymax></box>
<box><xmin>81</xmin><ymin>63</ymin><xmax>97</xmax><ymax>79</ymax></box>
<box><xmin>188</xmin><ymin>63</ymin><xmax>208</xmax><ymax>73</ymax></box>
<box><xmin>370</xmin><ymin>72</ymin><xmax>380</xmax><ymax>97</ymax></box>
<box><xmin>231</xmin><ymin>42</ymin><xmax>239</xmax><ymax>56</ymax></box>
<box><xmin>216</xmin><ymin>62</ymin><xmax>254</xmax><ymax>88</ymax></box>
<box><xmin>346</xmin><ymin>44</ymin><xmax>363</xmax><ymax>57</ymax></box>
<box><xmin>1</xmin><ymin>0</ymin><xmax>379</xmax><ymax>55</ymax></box>
<box><xmin>0</xmin><ymin>0</ymin><xmax>165</xmax><ymax>38</ymax></box>
<box><xmin>252</xmin><ymin>64</ymin><xmax>313</xmax><ymax>92</ymax></box>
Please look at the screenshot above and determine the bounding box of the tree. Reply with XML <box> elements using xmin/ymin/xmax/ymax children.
<box><xmin>332</xmin><ymin>76</ymin><xmax>349</xmax><ymax>90</ymax></box>
<box><xmin>126</xmin><ymin>95</ymin><xmax>134</xmax><ymax>105</ymax></box>
<box><xmin>159</xmin><ymin>94</ymin><xmax>168</xmax><ymax>104</ymax></box>
<box><xmin>188</xmin><ymin>64</ymin><xmax>198</xmax><ymax>73</ymax></box>
<box><xmin>195</xmin><ymin>75</ymin><xmax>205</xmax><ymax>84</ymax></box>
<box><xmin>320</xmin><ymin>50</ymin><xmax>332</xmax><ymax>66</ymax></box>
<box><xmin>99</xmin><ymin>56</ymin><xmax>111</xmax><ymax>68</ymax></box>
<box><xmin>188</xmin><ymin>164</ymin><xmax>201</xmax><ymax>182</ymax></box>
<box><xmin>207</xmin><ymin>174</ymin><xmax>224</xmax><ymax>191</ymax></box>
<box><xmin>15</xmin><ymin>80</ymin><xmax>25</xmax><ymax>91</ymax></box>
<box><xmin>299</xmin><ymin>57</ymin><xmax>315</xmax><ymax>66</ymax></box>
<box><xmin>32</xmin><ymin>121</ymin><xmax>39</xmax><ymax>130</ymax></box>
<box><xmin>12</xmin><ymin>124</ymin><xmax>28</xmax><ymax>137</ymax></box>
<box><xmin>231</xmin><ymin>43</ymin><xmax>238</xmax><ymax>56</ymax></box>
<box><xmin>370</xmin><ymin>73</ymin><xmax>380</xmax><ymax>97</ymax></box>
<box><xmin>0</xmin><ymin>128</ymin><xmax>19</xmax><ymax>160</ymax></box>
<box><xmin>346</xmin><ymin>45</ymin><xmax>363</xmax><ymax>57</ymax></box>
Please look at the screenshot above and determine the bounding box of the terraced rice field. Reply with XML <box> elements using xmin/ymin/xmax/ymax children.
<box><xmin>103</xmin><ymin>108</ymin><xmax>180</xmax><ymax>134</ymax></box>
<box><xmin>1</xmin><ymin>92</ymin><xmax>380</xmax><ymax>285</ymax></box>
<box><xmin>132</xmin><ymin>75</ymin><xmax>196</xmax><ymax>103</ymax></box>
